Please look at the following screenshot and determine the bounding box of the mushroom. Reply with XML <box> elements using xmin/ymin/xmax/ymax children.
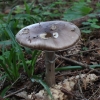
<box><xmin>16</xmin><ymin>21</ymin><xmax>81</xmax><ymax>86</ymax></box>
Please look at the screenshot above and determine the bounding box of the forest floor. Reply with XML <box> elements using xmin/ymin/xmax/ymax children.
<box><xmin>0</xmin><ymin>0</ymin><xmax>100</xmax><ymax>100</ymax></box>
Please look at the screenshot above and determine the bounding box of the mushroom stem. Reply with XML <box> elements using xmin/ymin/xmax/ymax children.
<box><xmin>45</xmin><ymin>51</ymin><xmax>55</xmax><ymax>86</ymax></box>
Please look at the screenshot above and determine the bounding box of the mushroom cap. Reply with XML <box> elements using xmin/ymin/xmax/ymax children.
<box><xmin>16</xmin><ymin>21</ymin><xmax>81</xmax><ymax>51</ymax></box>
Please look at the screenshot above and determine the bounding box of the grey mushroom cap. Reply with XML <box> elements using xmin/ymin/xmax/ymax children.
<box><xmin>16</xmin><ymin>21</ymin><xmax>81</xmax><ymax>51</ymax></box>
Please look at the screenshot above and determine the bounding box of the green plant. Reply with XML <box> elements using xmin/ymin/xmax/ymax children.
<box><xmin>82</xmin><ymin>18</ymin><xmax>100</xmax><ymax>34</ymax></box>
<box><xmin>27</xmin><ymin>50</ymin><xmax>41</xmax><ymax>77</ymax></box>
<box><xmin>95</xmin><ymin>2</ymin><xmax>100</xmax><ymax>12</ymax></box>
<box><xmin>0</xmin><ymin>48</ymin><xmax>20</xmax><ymax>81</ymax></box>
<box><xmin>0</xmin><ymin>0</ymin><xmax>66</xmax><ymax>41</ymax></box>
<box><xmin>0</xmin><ymin>47</ymin><xmax>41</xmax><ymax>81</ymax></box>
<box><xmin>62</xmin><ymin>0</ymin><xmax>93</xmax><ymax>21</ymax></box>
<box><xmin>0</xmin><ymin>1</ymin><xmax>43</xmax><ymax>41</ymax></box>
<box><xmin>0</xmin><ymin>24</ymin><xmax>41</xmax><ymax>81</ymax></box>
<box><xmin>0</xmin><ymin>0</ymin><xmax>42</xmax><ymax>80</ymax></box>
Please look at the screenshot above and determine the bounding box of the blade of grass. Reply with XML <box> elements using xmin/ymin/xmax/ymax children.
<box><xmin>5</xmin><ymin>26</ymin><xmax>17</xmax><ymax>46</ymax></box>
<box><xmin>0</xmin><ymin>86</ymin><xmax>10</xmax><ymax>97</ymax></box>
<box><xmin>0</xmin><ymin>74</ymin><xmax>7</xmax><ymax>81</ymax></box>
<box><xmin>24</xmin><ymin>0</ymin><xmax>30</xmax><ymax>14</ymax></box>
<box><xmin>7</xmin><ymin>7</ymin><xmax>16</xmax><ymax>23</ymax></box>
<box><xmin>0</xmin><ymin>62</ymin><xmax>13</xmax><ymax>80</ymax></box>
<box><xmin>5</xmin><ymin>26</ymin><xmax>30</xmax><ymax>76</ymax></box>
<box><xmin>11</xmin><ymin>49</ymin><xmax>20</xmax><ymax>79</ymax></box>
<box><xmin>56</xmin><ymin>65</ymin><xmax>100</xmax><ymax>71</ymax></box>
<box><xmin>24</xmin><ymin>0</ymin><xmax>34</xmax><ymax>14</ymax></box>
<box><xmin>30</xmin><ymin>50</ymin><xmax>41</xmax><ymax>76</ymax></box>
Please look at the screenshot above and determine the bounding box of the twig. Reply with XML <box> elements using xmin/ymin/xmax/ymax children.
<box><xmin>65</xmin><ymin>47</ymin><xmax>100</xmax><ymax>57</ymax></box>
<box><xmin>56</xmin><ymin>61</ymin><xmax>64</xmax><ymax>68</ymax></box>
<box><xmin>88</xmin><ymin>86</ymin><xmax>100</xmax><ymax>100</ymax></box>
<box><xmin>0</xmin><ymin>74</ymin><xmax>6</xmax><ymax>90</ymax></box>
<box><xmin>56</xmin><ymin>69</ymin><xmax>89</xmax><ymax>78</ymax></box>
<box><xmin>71</xmin><ymin>12</ymin><xmax>100</xmax><ymax>27</ymax></box>
<box><xmin>4</xmin><ymin>86</ymin><xmax>27</xmax><ymax>98</ymax></box>
<box><xmin>56</xmin><ymin>54</ymin><xmax>90</xmax><ymax>69</ymax></box>
<box><xmin>78</xmin><ymin>73</ymin><xmax>84</xmax><ymax>98</ymax></box>
<box><xmin>75</xmin><ymin>73</ymin><xmax>88</xmax><ymax>100</ymax></box>
<box><xmin>76</xmin><ymin>80</ymin><xmax>87</xmax><ymax>100</ymax></box>
<box><xmin>5</xmin><ymin>76</ymin><xmax>20</xmax><ymax>95</ymax></box>
<box><xmin>86</xmin><ymin>69</ymin><xmax>95</xmax><ymax>75</ymax></box>
<box><xmin>60</xmin><ymin>87</ymin><xmax>74</xmax><ymax>96</ymax></box>
<box><xmin>56</xmin><ymin>54</ymin><xmax>100</xmax><ymax>74</ymax></box>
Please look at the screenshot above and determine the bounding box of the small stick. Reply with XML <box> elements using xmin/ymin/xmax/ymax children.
<box><xmin>56</xmin><ymin>69</ymin><xmax>88</xmax><ymax>78</ymax></box>
<box><xmin>56</xmin><ymin>61</ymin><xmax>64</xmax><ymax>68</ymax></box>
<box><xmin>60</xmin><ymin>87</ymin><xmax>74</xmax><ymax>96</ymax></box>
<box><xmin>78</xmin><ymin>73</ymin><xmax>84</xmax><ymax>98</ymax></box>
<box><xmin>56</xmin><ymin>54</ymin><xmax>90</xmax><ymax>69</ymax></box>
<box><xmin>65</xmin><ymin>47</ymin><xmax>100</xmax><ymax>57</ymax></box>
<box><xmin>4</xmin><ymin>86</ymin><xmax>27</xmax><ymax>98</ymax></box>
<box><xmin>0</xmin><ymin>76</ymin><xmax>6</xmax><ymax>90</ymax></box>
<box><xmin>56</xmin><ymin>54</ymin><xmax>100</xmax><ymax>74</ymax></box>
<box><xmin>4</xmin><ymin>77</ymin><xmax>20</xmax><ymax>95</ymax></box>
<box><xmin>88</xmin><ymin>86</ymin><xmax>100</xmax><ymax>100</ymax></box>
<box><xmin>71</xmin><ymin>12</ymin><xmax>100</xmax><ymax>27</ymax></box>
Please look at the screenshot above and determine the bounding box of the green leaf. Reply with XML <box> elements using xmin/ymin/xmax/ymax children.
<box><xmin>0</xmin><ymin>56</ymin><xmax>4</xmax><ymax>60</ymax></box>
<box><xmin>82</xmin><ymin>22</ymin><xmax>90</xmax><ymax>25</ymax></box>
<box><xmin>81</xmin><ymin>6</ymin><xmax>93</xmax><ymax>15</ymax></box>
<box><xmin>62</xmin><ymin>1</ymin><xmax>92</xmax><ymax>21</ymax></box>
<box><xmin>91</xmin><ymin>24</ymin><xmax>100</xmax><ymax>29</ymax></box>
<box><xmin>62</xmin><ymin>10</ymin><xmax>83</xmax><ymax>21</ymax></box>
<box><xmin>82</xmin><ymin>30</ymin><xmax>91</xmax><ymax>34</ymax></box>
<box><xmin>82</xmin><ymin>47</ymin><xmax>88</xmax><ymax>51</ymax></box>
<box><xmin>87</xmin><ymin>0</ymin><xmax>91</xmax><ymax>2</ymax></box>
<box><xmin>92</xmin><ymin>18</ymin><xmax>98</xmax><ymax>22</ymax></box>
<box><xmin>88</xmin><ymin>18</ymin><xmax>98</xmax><ymax>23</ymax></box>
<box><xmin>88</xmin><ymin>13</ymin><xmax>97</xmax><ymax>17</ymax></box>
